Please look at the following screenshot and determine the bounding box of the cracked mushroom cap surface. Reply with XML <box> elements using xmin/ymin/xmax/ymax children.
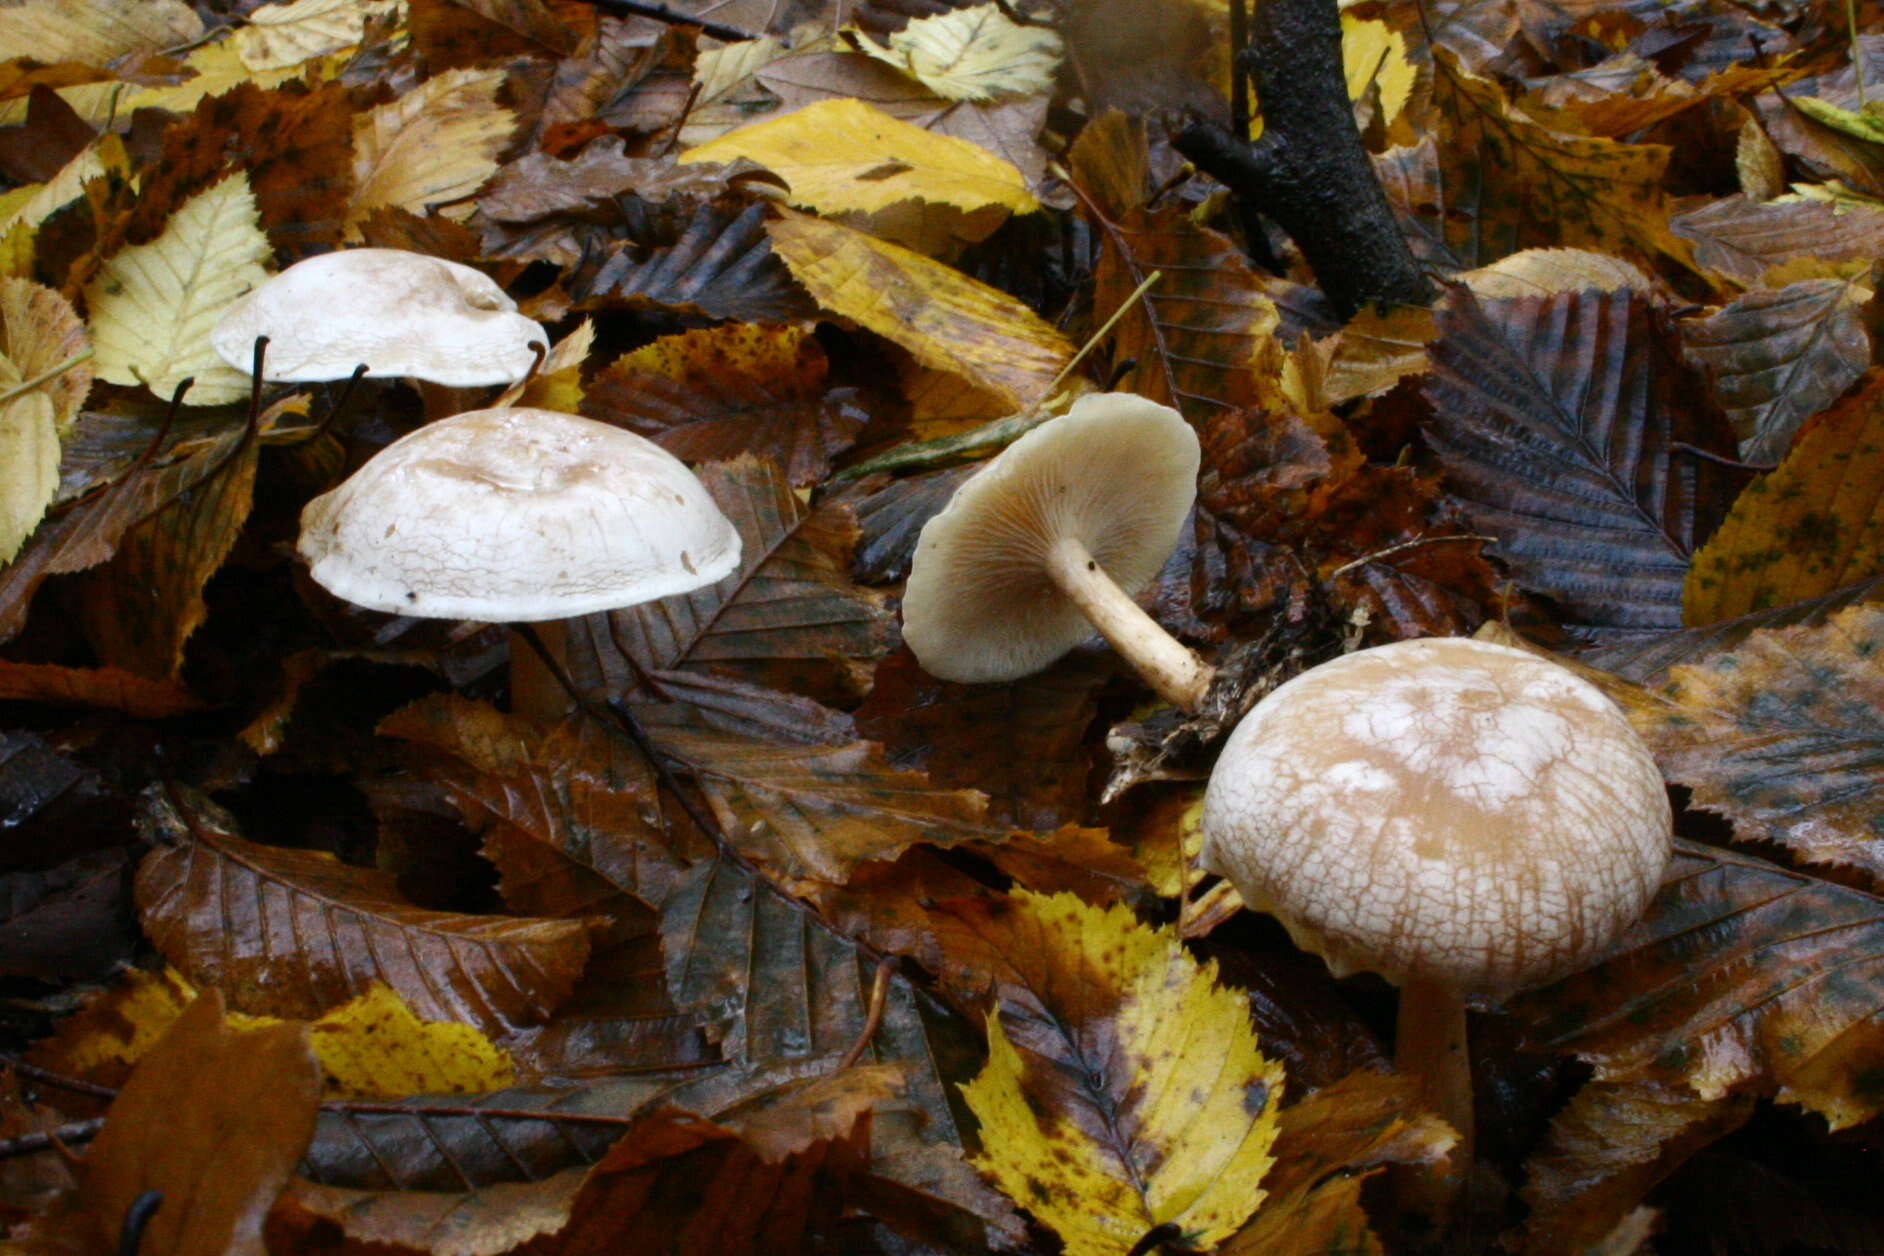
<box><xmin>298</xmin><ymin>407</ymin><xmax>741</xmax><ymax>622</ymax></box>
<box><xmin>900</xmin><ymin>392</ymin><xmax>1198</xmax><ymax>682</ymax></box>
<box><xmin>211</xmin><ymin>248</ymin><xmax>547</xmax><ymax>386</ymax></box>
<box><xmin>1200</xmin><ymin>637</ymin><xmax>1672</xmax><ymax>1002</ymax></box>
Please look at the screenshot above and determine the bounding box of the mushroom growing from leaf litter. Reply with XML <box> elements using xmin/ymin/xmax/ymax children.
<box><xmin>1199</xmin><ymin>636</ymin><xmax>1672</xmax><ymax>1206</ymax></box>
<box><xmin>298</xmin><ymin>406</ymin><xmax>740</xmax><ymax>715</ymax></box>
<box><xmin>900</xmin><ymin>392</ymin><xmax>1213</xmax><ymax>710</ymax></box>
<box><xmin>212</xmin><ymin>248</ymin><xmax>547</xmax><ymax>387</ymax></box>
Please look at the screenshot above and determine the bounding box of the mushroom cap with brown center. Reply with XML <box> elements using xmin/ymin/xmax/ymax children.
<box><xmin>900</xmin><ymin>392</ymin><xmax>1199</xmax><ymax>682</ymax></box>
<box><xmin>298</xmin><ymin>407</ymin><xmax>741</xmax><ymax>621</ymax></box>
<box><xmin>212</xmin><ymin>249</ymin><xmax>547</xmax><ymax>386</ymax></box>
<box><xmin>1199</xmin><ymin>637</ymin><xmax>1672</xmax><ymax>1002</ymax></box>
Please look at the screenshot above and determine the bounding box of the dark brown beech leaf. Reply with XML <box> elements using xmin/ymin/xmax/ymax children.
<box><xmin>0</xmin><ymin>848</ymin><xmax>135</xmax><ymax>981</ymax></box>
<box><xmin>134</xmin><ymin>786</ymin><xmax>592</xmax><ymax>1035</ymax></box>
<box><xmin>584</xmin><ymin>323</ymin><xmax>870</xmax><ymax>487</ymax></box>
<box><xmin>1519</xmin><ymin>1079</ymin><xmax>1755</xmax><ymax>1256</ymax></box>
<box><xmin>1680</xmin><ymin>276</ymin><xmax>1871</xmax><ymax>464</ymax></box>
<box><xmin>849</xmin><ymin>462</ymin><xmax>975</xmax><ymax>584</ymax></box>
<box><xmin>1510</xmin><ymin>839</ymin><xmax>1884</xmax><ymax>1132</ymax></box>
<box><xmin>571</xmin><ymin>455</ymin><xmax>894</xmax><ymax>707</ymax></box>
<box><xmin>1423</xmin><ymin>286</ymin><xmax>1742</xmax><ymax>634</ymax></box>
<box><xmin>854</xmin><ymin>649</ymin><xmax>1110</xmax><ymax>832</ymax></box>
<box><xmin>567</xmin><ymin>198</ymin><xmax>816</xmax><ymax>323</ymax></box>
<box><xmin>637</xmin><ymin>698</ymin><xmax>996</xmax><ymax>886</ymax></box>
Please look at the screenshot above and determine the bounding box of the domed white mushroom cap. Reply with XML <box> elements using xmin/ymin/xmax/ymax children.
<box><xmin>298</xmin><ymin>407</ymin><xmax>741</xmax><ymax>622</ymax></box>
<box><xmin>1200</xmin><ymin>637</ymin><xmax>1671</xmax><ymax>1003</ymax></box>
<box><xmin>212</xmin><ymin>249</ymin><xmax>547</xmax><ymax>386</ymax></box>
<box><xmin>901</xmin><ymin>392</ymin><xmax>1199</xmax><ymax>683</ymax></box>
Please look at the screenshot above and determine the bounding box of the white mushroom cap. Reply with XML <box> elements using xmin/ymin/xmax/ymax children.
<box><xmin>211</xmin><ymin>249</ymin><xmax>547</xmax><ymax>386</ymax></box>
<box><xmin>298</xmin><ymin>407</ymin><xmax>741</xmax><ymax>621</ymax></box>
<box><xmin>1200</xmin><ymin>637</ymin><xmax>1671</xmax><ymax>1002</ymax></box>
<box><xmin>901</xmin><ymin>392</ymin><xmax>1199</xmax><ymax>683</ymax></box>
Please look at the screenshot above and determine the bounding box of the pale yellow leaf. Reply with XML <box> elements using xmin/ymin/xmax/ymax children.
<box><xmin>1465</xmin><ymin>248</ymin><xmax>1654</xmax><ymax>298</ymax></box>
<box><xmin>86</xmin><ymin>173</ymin><xmax>273</xmax><ymax>406</ymax></box>
<box><xmin>232</xmin><ymin>0</ymin><xmax>403</xmax><ymax>70</ymax></box>
<box><xmin>1342</xmin><ymin>14</ymin><xmax>1414</xmax><ymax>128</ymax></box>
<box><xmin>347</xmin><ymin>66</ymin><xmax>515</xmax><ymax>234</ymax></box>
<box><xmin>0</xmin><ymin>276</ymin><xmax>92</xmax><ymax>433</ymax></box>
<box><xmin>682</xmin><ymin>97</ymin><xmax>1036</xmax><ymax>217</ymax></box>
<box><xmin>694</xmin><ymin>34</ymin><xmax>790</xmax><ymax>105</ymax></box>
<box><xmin>849</xmin><ymin>3</ymin><xmax>1062</xmax><ymax>102</ymax></box>
<box><xmin>0</xmin><ymin>81</ymin><xmax>128</xmax><ymax>128</ymax></box>
<box><xmin>126</xmin><ymin>40</ymin><xmax>317</xmax><ymax>115</ymax></box>
<box><xmin>959</xmin><ymin>892</ymin><xmax>1285</xmax><ymax>1256</ymax></box>
<box><xmin>767</xmin><ymin>213</ymin><xmax>1071</xmax><ymax>408</ymax></box>
<box><xmin>499</xmin><ymin>317</ymin><xmax>592</xmax><ymax>411</ymax></box>
<box><xmin>0</xmin><ymin>142</ymin><xmax>108</xmax><ymax>237</ymax></box>
<box><xmin>0</xmin><ymin>0</ymin><xmax>201</xmax><ymax>67</ymax></box>
<box><xmin>0</xmin><ymin>383</ymin><xmax>57</xmax><ymax>565</ymax></box>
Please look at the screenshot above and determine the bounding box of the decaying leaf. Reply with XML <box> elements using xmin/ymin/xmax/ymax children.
<box><xmin>1684</xmin><ymin>372</ymin><xmax>1884</xmax><ymax>623</ymax></box>
<box><xmin>231</xmin><ymin>0</ymin><xmax>400</xmax><ymax>71</ymax></box>
<box><xmin>85</xmin><ymin>173</ymin><xmax>272</xmax><ymax>405</ymax></box>
<box><xmin>347</xmin><ymin>66</ymin><xmax>514</xmax><ymax>233</ymax></box>
<box><xmin>1681</xmin><ymin>277</ymin><xmax>1871</xmax><ymax>464</ymax></box>
<box><xmin>0</xmin><ymin>0</ymin><xmax>202</xmax><ymax>68</ymax></box>
<box><xmin>954</xmin><ymin>891</ymin><xmax>1286</xmax><ymax>1256</ymax></box>
<box><xmin>1635</xmin><ymin>605</ymin><xmax>1884</xmax><ymax>879</ymax></box>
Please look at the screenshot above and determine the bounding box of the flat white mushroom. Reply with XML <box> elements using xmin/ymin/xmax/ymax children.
<box><xmin>212</xmin><ymin>249</ymin><xmax>547</xmax><ymax>386</ymax></box>
<box><xmin>900</xmin><ymin>392</ymin><xmax>1212</xmax><ymax>709</ymax></box>
<box><xmin>299</xmin><ymin>407</ymin><xmax>740</xmax><ymax>715</ymax></box>
<box><xmin>1199</xmin><ymin>637</ymin><xmax>1672</xmax><ymax>1206</ymax></box>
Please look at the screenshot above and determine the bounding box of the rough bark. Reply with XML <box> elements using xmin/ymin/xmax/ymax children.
<box><xmin>1174</xmin><ymin>0</ymin><xmax>1435</xmax><ymax>319</ymax></box>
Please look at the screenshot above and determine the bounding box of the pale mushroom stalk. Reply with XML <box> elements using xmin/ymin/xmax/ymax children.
<box><xmin>1395</xmin><ymin>980</ymin><xmax>1473</xmax><ymax>1203</ymax></box>
<box><xmin>1043</xmin><ymin>536</ymin><xmax>1213</xmax><ymax>711</ymax></box>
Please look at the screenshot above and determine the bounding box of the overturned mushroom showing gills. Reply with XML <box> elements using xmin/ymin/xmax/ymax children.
<box><xmin>1199</xmin><ymin>636</ymin><xmax>1672</xmax><ymax>1207</ymax></box>
<box><xmin>900</xmin><ymin>392</ymin><xmax>1211</xmax><ymax>709</ymax></box>
<box><xmin>298</xmin><ymin>407</ymin><xmax>740</xmax><ymax>716</ymax></box>
<box><xmin>211</xmin><ymin>248</ymin><xmax>547</xmax><ymax>386</ymax></box>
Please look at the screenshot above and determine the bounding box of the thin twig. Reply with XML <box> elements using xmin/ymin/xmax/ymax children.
<box><xmin>587</xmin><ymin>0</ymin><xmax>757</xmax><ymax>41</ymax></box>
<box><xmin>836</xmin><ymin>956</ymin><xmax>896</xmax><ymax>1071</ymax></box>
<box><xmin>0</xmin><ymin>1118</ymin><xmax>105</xmax><ymax>1160</ymax></box>
<box><xmin>1326</xmin><ymin>533</ymin><xmax>1499</xmax><ymax>581</ymax></box>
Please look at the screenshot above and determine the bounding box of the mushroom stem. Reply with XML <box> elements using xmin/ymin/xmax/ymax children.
<box><xmin>1395</xmin><ymin>979</ymin><xmax>1473</xmax><ymax>1210</ymax></box>
<box><xmin>1043</xmin><ymin>536</ymin><xmax>1214</xmax><ymax>711</ymax></box>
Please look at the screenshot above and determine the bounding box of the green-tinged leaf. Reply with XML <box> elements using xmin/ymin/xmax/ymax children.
<box><xmin>848</xmin><ymin>4</ymin><xmax>1062</xmax><ymax>101</ymax></box>
<box><xmin>953</xmin><ymin>891</ymin><xmax>1285</xmax><ymax>1256</ymax></box>
<box><xmin>85</xmin><ymin>173</ymin><xmax>271</xmax><ymax>405</ymax></box>
<box><xmin>1685</xmin><ymin>372</ymin><xmax>1884</xmax><ymax>624</ymax></box>
<box><xmin>1636</xmin><ymin>605</ymin><xmax>1884</xmax><ymax>879</ymax></box>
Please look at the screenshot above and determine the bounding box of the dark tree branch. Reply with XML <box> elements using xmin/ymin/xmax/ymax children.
<box><xmin>1174</xmin><ymin>0</ymin><xmax>1435</xmax><ymax>319</ymax></box>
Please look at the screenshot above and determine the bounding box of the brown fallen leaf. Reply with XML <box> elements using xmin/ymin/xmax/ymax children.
<box><xmin>29</xmin><ymin>990</ymin><xmax>318</xmax><ymax>1256</ymax></box>
<box><xmin>134</xmin><ymin>786</ymin><xmax>593</xmax><ymax>1034</ymax></box>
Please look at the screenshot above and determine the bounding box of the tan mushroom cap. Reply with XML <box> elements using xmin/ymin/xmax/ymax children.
<box><xmin>901</xmin><ymin>393</ymin><xmax>1199</xmax><ymax>682</ymax></box>
<box><xmin>1200</xmin><ymin>637</ymin><xmax>1672</xmax><ymax>1002</ymax></box>
<box><xmin>212</xmin><ymin>249</ymin><xmax>547</xmax><ymax>386</ymax></box>
<box><xmin>298</xmin><ymin>407</ymin><xmax>741</xmax><ymax>621</ymax></box>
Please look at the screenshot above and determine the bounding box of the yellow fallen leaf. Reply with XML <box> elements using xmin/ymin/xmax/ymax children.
<box><xmin>347</xmin><ymin>65</ymin><xmax>515</xmax><ymax>234</ymax></box>
<box><xmin>125</xmin><ymin>38</ymin><xmax>312</xmax><ymax>114</ymax></box>
<box><xmin>0</xmin><ymin>81</ymin><xmax>128</xmax><ymax>129</ymax></box>
<box><xmin>0</xmin><ymin>374</ymin><xmax>58</xmax><ymax>566</ymax></box>
<box><xmin>86</xmin><ymin>172</ymin><xmax>272</xmax><ymax>406</ymax></box>
<box><xmin>30</xmin><ymin>969</ymin><xmax>513</xmax><ymax>1099</ymax></box>
<box><xmin>0</xmin><ymin>139</ymin><xmax>111</xmax><ymax>238</ymax></box>
<box><xmin>1341</xmin><ymin>14</ymin><xmax>1414</xmax><ymax>129</ymax></box>
<box><xmin>848</xmin><ymin>3</ymin><xmax>1062</xmax><ymax>102</ymax></box>
<box><xmin>499</xmin><ymin>317</ymin><xmax>593</xmax><ymax>411</ymax></box>
<box><xmin>768</xmin><ymin>213</ymin><xmax>1071</xmax><ymax>408</ymax></box>
<box><xmin>232</xmin><ymin>0</ymin><xmax>402</xmax><ymax>70</ymax></box>
<box><xmin>0</xmin><ymin>0</ymin><xmax>201</xmax><ymax>68</ymax></box>
<box><xmin>959</xmin><ymin>891</ymin><xmax>1285</xmax><ymax>1256</ymax></box>
<box><xmin>682</xmin><ymin>97</ymin><xmax>1036</xmax><ymax>217</ymax></box>
<box><xmin>0</xmin><ymin>276</ymin><xmax>92</xmax><ymax>434</ymax></box>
